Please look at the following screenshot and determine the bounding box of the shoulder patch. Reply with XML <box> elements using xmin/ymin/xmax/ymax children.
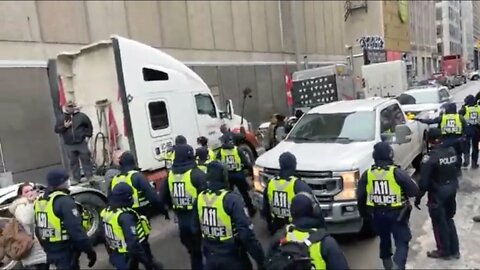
<box><xmin>422</xmin><ymin>154</ymin><xmax>430</xmax><ymax>163</ymax></box>
<box><xmin>71</xmin><ymin>208</ymin><xmax>79</xmax><ymax>217</ymax></box>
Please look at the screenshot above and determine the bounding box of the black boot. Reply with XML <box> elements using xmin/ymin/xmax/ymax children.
<box><xmin>472</xmin><ymin>163</ymin><xmax>479</xmax><ymax>169</ymax></box>
<box><xmin>382</xmin><ymin>258</ymin><xmax>393</xmax><ymax>270</ymax></box>
<box><xmin>426</xmin><ymin>250</ymin><xmax>451</xmax><ymax>260</ymax></box>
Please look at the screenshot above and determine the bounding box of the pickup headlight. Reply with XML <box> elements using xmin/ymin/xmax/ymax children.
<box><xmin>334</xmin><ymin>170</ymin><xmax>360</xmax><ymax>201</ymax></box>
<box><xmin>253</xmin><ymin>166</ymin><xmax>265</xmax><ymax>192</ymax></box>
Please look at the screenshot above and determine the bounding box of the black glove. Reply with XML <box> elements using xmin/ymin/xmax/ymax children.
<box><xmin>414</xmin><ymin>197</ymin><xmax>422</xmax><ymax>210</ymax></box>
<box><xmin>86</xmin><ymin>250</ymin><xmax>97</xmax><ymax>268</ymax></box>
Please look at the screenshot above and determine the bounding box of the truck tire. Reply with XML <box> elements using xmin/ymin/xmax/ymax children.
<box><xmin>238</xmin><ymin>144</ymin><xmax>255</xmax><ymax>176</ymax></box>
<box><xmin>473</xmin><ymin>75</ymin><xmax>480</xmax><ymax>81</ymax></box>
<box><xmin>359</xmin><ymin>217</ymin><xmax>376</xmax><ymax>238</ymax></box>
<box><xmin>73</xmin><ymin>192</ymin><xmax>106</xmax><ymax>245</ymax></box>
<box><xmin>413</xmin><ymin>134</ymin><xmax>428</xmax><ymax>171</ymax></box>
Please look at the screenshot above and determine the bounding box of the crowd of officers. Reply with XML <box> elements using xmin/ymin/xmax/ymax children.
<box><xmin>32</xmin><ymin>96</ymin><xmax>477</xmax><ymax>270</ymax></box>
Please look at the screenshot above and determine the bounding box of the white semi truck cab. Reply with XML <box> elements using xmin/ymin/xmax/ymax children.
<box><xmin>253</xmin><ymin>97</ymin><xmax>427</xmax><ymax>235</ymax></box>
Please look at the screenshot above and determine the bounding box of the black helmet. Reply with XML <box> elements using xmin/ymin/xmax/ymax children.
<box><xmin>197</xmin><ymin>136</ymin><xmax>208</xmax><ymax>146</ymax></box>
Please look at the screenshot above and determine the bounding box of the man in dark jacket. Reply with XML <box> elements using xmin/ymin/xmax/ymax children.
<box><xmin>159</xmin><ymin>144</ymin><xmax>207</xmax><ymax>270</ymax></box>
<box><xmin>414</xmin><ymin>102</ymin><xmax>466</xmax><ymax>172</ymax></box>
<box><xmin>217</xmin><ymin>134</ymin><xmax>256</xmax><ymax>217</ymax></box>
<box><xmin>357</xmin><ymin>142</ymin><xmax>419</xmax><ymax>269</ymax></box>
<box><xmin>268</xmin><ymin>193</ymin><xmax>349</xmax><ymax>270</ymax></box>
<box><xmin>34</xmin><ymin>168</ymin><xmax>96</xmax><ymax>270</ymax></box>
<box><xmin>102</xmin><ymin>182</ymin><xmax>163</xmax><ymax>270</ymax></box>
<box><xmin>109</xmin><ymin>151</ymin><xmax>167</xmax><ymax>220</ymax></box>
<box><xmin>262</xmin><ymin>152</ymin><xmax>313</xmax><ymax>235</ymax></box>
<box><xmin>415</xmin><ymin>128</ymin><xmax>460</xmax><ymax>260</ymax></box>
<box><xmin>164</xmin><ymin>135</ymin><xmax>188</xmax><ymax>169</ymax></box>
<box><xmin>458</xmin><ymin>94</ymin><xmax>480</xmax><ymax>168</ymax></box>
<box><xmin>54</xmin><ymin>101</ymin><xmax>94</xmax><ymax>184</ymax></box>
<box><xmin>192</xmin><ymin>161</ymin><xmax>265</xmax><ymax>270</ymax></box>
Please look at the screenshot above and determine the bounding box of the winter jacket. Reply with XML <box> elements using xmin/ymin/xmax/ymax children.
<box><xmin>54</xmin><ymin>111</ymin><xmax>93</xmax><ymax>145</ymax></box>
<box><xmin>8</xmin><ymin>197</ymin><xmax>47</xmax><ymax>266</ymax></box>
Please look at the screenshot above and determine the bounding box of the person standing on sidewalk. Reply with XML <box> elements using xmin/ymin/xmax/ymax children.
<box><xmin>54</xmin><ymin>101</ymin><xmax>94</xmax><ymax>184</ymax></box>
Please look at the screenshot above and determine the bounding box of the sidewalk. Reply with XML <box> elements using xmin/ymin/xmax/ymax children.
<box><xmin>407</xmin><ymin>168</ymin><xmax>480</xmax><ymax>269</ymax></box>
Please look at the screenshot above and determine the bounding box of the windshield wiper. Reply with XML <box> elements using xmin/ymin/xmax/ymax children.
<box><xmin>288</xmin><ymin>136</ymin><xmax>314</xmax><ymax>141</ymax></box>
<box><xmin>317</xmin><ymin>136</ymin><xmax>353</xmax><ymax>142</ymax></box>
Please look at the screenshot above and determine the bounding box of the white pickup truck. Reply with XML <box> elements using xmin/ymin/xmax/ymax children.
<box><xmin>252</xmin><ymin>97</ymin><xmax>428</xmax><ymax>235</ymax></box>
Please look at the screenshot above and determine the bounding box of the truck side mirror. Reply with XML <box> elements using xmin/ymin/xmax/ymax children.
<box><xmin>225</xmin><ymin>99</ymin><xmax>234</xmax><ymax>120</ymax></box>
<box><xmin>394</xmin><ymin>124</ymin><xmax>412</xmax><ymax>145</ymax></box>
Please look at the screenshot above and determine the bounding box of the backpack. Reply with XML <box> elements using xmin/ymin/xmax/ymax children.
<box><xmin>2</xmin><ymin>218</ymin><xmax>34</xmax><ymax>260</ymax></box>
<box><xmin>266</xmin><ymin>228</ymin><xmax>327</xmax><ymax>270</ymax></box>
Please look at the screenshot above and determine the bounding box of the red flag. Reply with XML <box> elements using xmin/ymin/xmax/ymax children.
<box><xmin>57</xmin><ymin>76</ymin><xmax>67</xmax><ymax>108</ymax></box>
<box><xmin>107</xmin><ymin>104</ymin><xmax>118</xmax><ymax>150</ymax></box>
<box><xmin>284</xmin><ymin>66</ymin><xmax>293</xmax><ymax>106</ymax></box>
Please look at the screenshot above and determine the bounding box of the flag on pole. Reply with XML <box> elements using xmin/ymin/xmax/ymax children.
<box><xmin>107</xmin><ymin>104</ymin><xmax>118</xmax><ymax>150</ymax></box>
<box><xmin>284</xmin><ymin>66</ymin><xmax>293</xmax><ymax>106</ymax></box>
<box><xmin>57</xmin><ymin>75</ymin><xmax>67</xmax><ymax>108</ymax></box>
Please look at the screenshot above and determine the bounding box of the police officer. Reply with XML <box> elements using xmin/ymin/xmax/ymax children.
<box><xmin>164</xmin><ymin>135</ymin><xmax>188</xmax><ymax>170</ymax></box>
<box><xmin>267</xmin><ymin>192</ymin><xmax>349</xmax><ymax>270</ymax></box>
<box><xmin>109</xmin><ymin>151</ymin><xmax>167</xmax><ymax>219</ymax></box>
<box><xmin>414</xmin><ymin>102</ymin><xmax>467</xmax><ymax>172</ymax></box>
<box><xmin>357</xmin><ymin>142</ymin><xmax>419</xmax><ymax>270</ymax></box>
<box><xmin>159</xmin><ymin>143</ymin><xmax>207</xmax><ymax>270</ymax></box>
<box><xmin>262</xmin><ymin>152</ymin><xmax>313</xmax><ymax>235</ymax></box>
<box><xmin>218</xmin><ymin>134</ymin><xmax>256</xmax><ymax>217</ymax></box>
<box><xmin>192</xmin><ymin>161</ymin><xmax>265</xmax><ymax>270</ymax></box>
<box><xmin>458</xmin><ymin>94</ymin><xmax>480</xmax><ymax>168</ymax></box>
<box><xmin>197</xmin><ymin>136</ymin><xmax>217</xmax><ymax>161</ymax></box>
<box><xmin>196</xmin><ymin>147</ymin><xmax>210</xmax><ymax>173</ymax></box>
<box><xmin>101</xmin><ymin>182</ymin><xmax>162</xmax><ymax>270</ymax></box>
<box><xmin>34</xmin><ymin>168</ymin><xmax>97</xmax><ymax>269</ymax></box>
<box><xmin>414</xmin><ymin>127</ymin><xmax>460</xmax><ymax>260</ymax></box>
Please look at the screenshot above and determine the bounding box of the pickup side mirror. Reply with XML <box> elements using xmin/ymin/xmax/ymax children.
<box><xmin>394</xmin><ymin>124</ymin><xmax>412</xmax><ymax>145</ymax></box>
<box><xmin>225</xmin><ymin>99</ymin><xmax>234</xmax><ymax>120</ymax></box>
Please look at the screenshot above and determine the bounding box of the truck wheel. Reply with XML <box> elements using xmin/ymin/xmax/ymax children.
<box><xmin>238</xmin><ymin>144</ymin><xmax>255</xmax><ymax>176</ymax></box>
<box><xmin>359</xmin><ymin>217</ymin><xmax>376</xmax><ymax>238</ymax></box>
<box><xmin>473</xmin><ymin>75</ymin><xmax>480</xmax><ymax>81</ymax></box>
<box><xmin>73</xmin><ymin>192</ymin><xmax>106</xmax><ymax>245</ymax></box>
<box><xmin>413</xmin><ymin>134</ymin><xmax>428</xmax><ymax>171</ymax></box>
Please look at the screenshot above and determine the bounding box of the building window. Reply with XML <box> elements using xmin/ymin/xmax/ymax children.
<box><xmin>148</xmin><ymin>101</ymin><xmax>169</xmax><ymax>130</ymax></box>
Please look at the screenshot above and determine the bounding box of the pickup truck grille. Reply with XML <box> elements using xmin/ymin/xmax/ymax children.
<box><xmin>261</xmin><ymin>168</ymin><xmax>342</xmax><ymax>202</ymax></box>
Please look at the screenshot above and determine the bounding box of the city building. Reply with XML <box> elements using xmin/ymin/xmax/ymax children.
<box><xmin>461</xmin><ymin>0</ymin><xmax>475</xmax><ymax>68</ymax></box>
<box><xmin>344</xmin><ymin>1</ymin><xmax>412</xmax><ymax>79</ymax></box>
<box><xmin>473</xmin><ymin>0</ymin><xmax>480</xmax><ymax>69</ymax></box>
<box><xmin>0</xmin><ymin>1</ymin><xmax>347</xmax><ymax>127</ymax></box>
<box><xmin>409</xmin><ymin>0</ymin><xmax>437</xmax><ymax>79</ymax></box>
<box><xmin>435</xmin><ymin>0</ymin><xmax>463</xmax><ymax>57</ymax></box>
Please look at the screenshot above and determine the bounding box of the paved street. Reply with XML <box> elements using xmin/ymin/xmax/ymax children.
<box><xmin>82</xmin><ymin>81</ymin><xmax>480</xmax><ymax>269</ymax></box>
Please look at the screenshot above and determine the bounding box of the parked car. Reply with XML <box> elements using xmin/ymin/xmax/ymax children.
<box><xmin>468</xmin><ymin>70</ymin><xmax>480</xmax><ymax>81</ymax></box>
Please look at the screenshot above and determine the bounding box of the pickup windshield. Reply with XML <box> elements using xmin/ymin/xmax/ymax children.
<box><xmin>287</xmin><ymin>111</ymin><xmax>375</xmax><ymax>142</ymax></box>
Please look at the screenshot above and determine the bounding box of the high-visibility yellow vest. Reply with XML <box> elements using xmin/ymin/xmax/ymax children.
<box><xmin>167</xmin><ymin>169</ymin><xmax>197</xmax><ymax>210</ymax></box>
<box><xmin>284</xmin><ymin>225</ymin><xmax>326</xmax><ymax>269</ymax></box>
<box><xmin>266</xmin><ymin>176</ymin><xmax>297</xmax><ymax>221</ymax></box>
<box><xmin>110</xmin><ymin>171</ymin><xmax>149</xmax><ymax>209</ymax></box>
<box><xmin>440</xmin><ymin>114</ymin><xmax>462</xmax><ymax>135</ymax></box>
<box><xmin>34</xmin><ymin>191</ymin><xmax>70</xmax><ymax>243</ymax></box>
<box><xmin>220</xmin><ymin>147</ymin><xmax>242</xmax><ymax>172</ymax></box>
<box><xmin>197</xmin><ymin>189</ymin><xmax>234</xmax><ymax>241</ymax></box>
<box><xmin>464</xmin><ymin>106</ymin><xmax>480</xmax><ymax>125</ymax></box>
<box><xmin>366</xmin><ymin>166</ymin><xmax>403</xmax><ymax>208</ymax></box>
<box><xmin>100</xmin><ymin>207</ymin><xmax>151</xmax><ymax>254</ymax></box>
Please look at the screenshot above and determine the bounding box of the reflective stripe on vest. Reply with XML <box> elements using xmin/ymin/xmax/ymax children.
<box><xmin>284</xmin><ymin>225</ymin><xmax>326</xmax><ymax>270</ymax></box>
<box><xmin>464</xmin><ymin>106</ymin><xmax>480</xmax><ymax>125</ymax></box>
<box><xmin>34</xmin><ymin>191</ymin><xmax>70</xmax><ymax>243</ymax></box>
<box><xmin>111</xmin><ymin>171</ymin><xmax>149</xmax><ymax>208</ymax></box>
<box><xmin>440</xmin><ymin>114</ymin><xmax>462</xmax><ymax>135</ymax></box>
<box><xmin>100</xmin><ymin>207</ymin><xmax>150</xmax><ymax>254</ymax></box>
<box><xmin>266</xmin><ymin>177</ymin><xmax>297</xmax><ymax>220</ymax></box>
<box><xmin>197</xmin><ymin>190</ymin><xmax>233</xmax><ymax>241</ymax></box>
<box><xmin>167</xmin><ymin>169</ymin><xmax>197</xmax><ymax>210</ymax></box>
<box><xmin>208</xmin><ymin>149</ymin><xmax>216</xmax><ymax>161</ymax></box>
<box><xmin>220</xmin><ymin>147</ymin><xmax>242</xmax><ymax>172</ymax></box>
<box><xmin>366</xmin><ymin>166</ymin><xmax>403</xmax><ymax>208</ymax></box>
